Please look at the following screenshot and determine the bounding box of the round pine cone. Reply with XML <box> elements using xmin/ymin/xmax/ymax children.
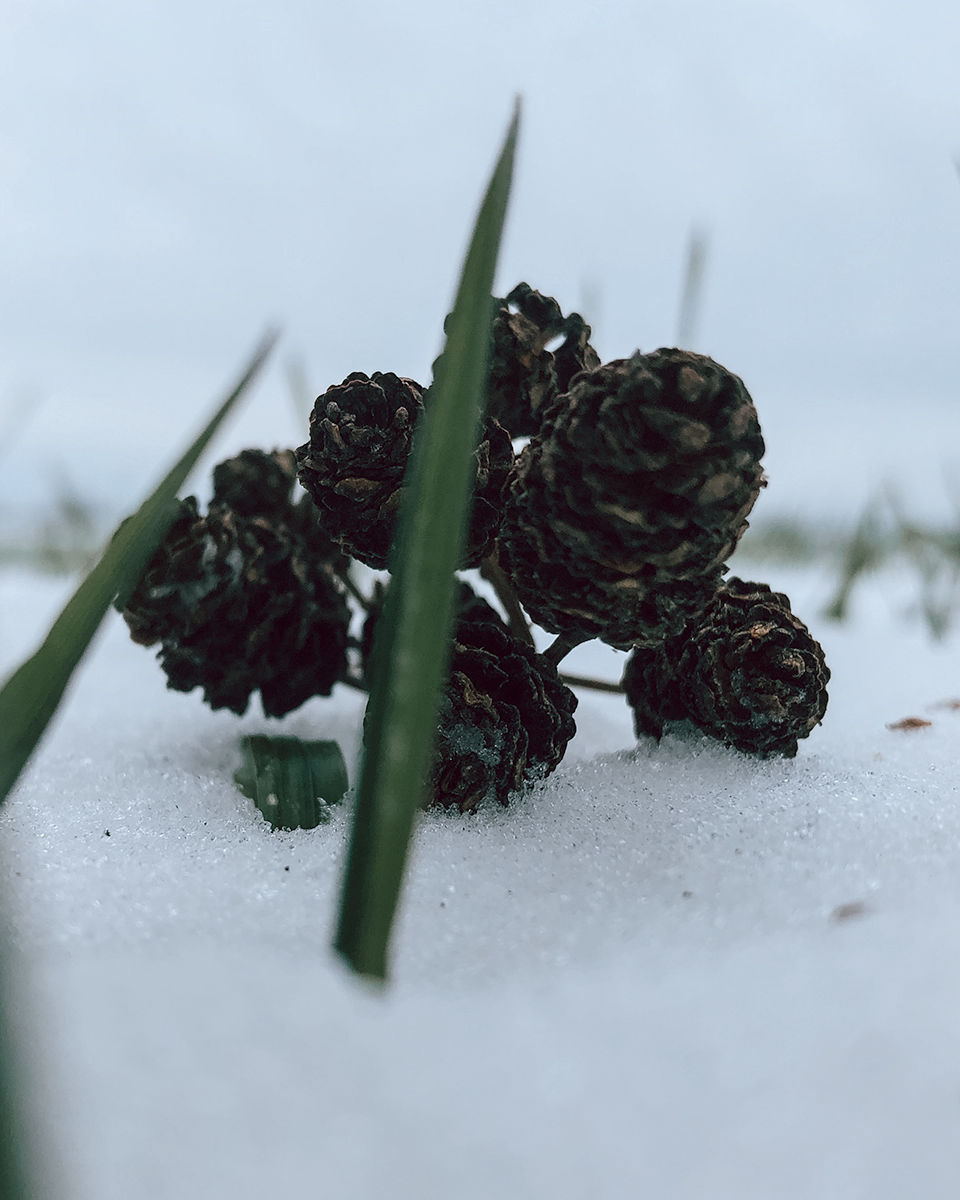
<box><xmin>622</xmin><ymin>579</ymin><xmax>830</xmax><ymax>757</ymax></box>
<box><xmin>359</xmin><ymin>578</ymin><xmax>504</xmax><ymax>686</ymax></box>
<box><xmin>120</xmin><ymin>493</ymin><xmax>350</xmax><ymax>717</ymax></box>
<box><xmin>212</xmin><ymin>449</ymin><xmax>349</xmax><ymax>572</ymax></box>
<box><xmin>296</xmin><ymin>371</ymin><xmax>513</xmax><ymax>568</ymax></box>
<box><xmin>211</xmin><ymin>448</ymin><xmax>298</xmax><ymax>519</ymax></box>
<box><xmin>499</xmin><ymin>349</ymin><xmax>766</xmax><ymax>648</ymax></box>
<box><xmin>488</xmin><ymin>283</ymin><xmax>600</xmax><ymax>438</ymax></box>
<box><xmin>430</xmin><ymin>620</ymin><xmax>577</xmax><ymax>811</ymax></box>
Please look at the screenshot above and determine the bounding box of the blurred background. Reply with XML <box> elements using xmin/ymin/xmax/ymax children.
<box><xmin>2</xmin><ymin>0</ymin><xmax>959</xmax><ymax>558</ymax></box>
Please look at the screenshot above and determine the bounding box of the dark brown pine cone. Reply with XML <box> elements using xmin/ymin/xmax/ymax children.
<box><xmin>295</xmin><ymin>371</ymin><xmax>423</xmax><ymax>568</ymax></box>
<box><xmin>296</xmin><ymin>371</ymin><xmax>513</xmax><ymax>569</ymax></box>
<box><xmin>211</xmin><ymin>448</ymin><xmax>298</xmax><ymax>519</ymax></box>
<box><xmin>488</xmin><ymin>283</ymin><xmax>600</xmax><ymax>438</ymax></box>
<box><xmin>622</xmin><ymin>579</ymin><xmax>830</xmax><ymax>757</ymax></box>
<box><xmin>212</xmin><ymin>448</ymin><xmax>350</xmax><ymax>573</ymax></box>
<box><xmin>551</xmin><ymin>310</ymin><xmax>601</xmax><ymax>396</ymax></box>
<box><xmin>120</xmin><ymin>495</ymin><xmax>350</xmax><ymax>717</ymax></box>
<box><xmin>359</xmin><ymin>579</ymin><xmax>504</xmax><ymax>686</ymax></box>
<box><xmin>430</xmin><ymin>619</ymin><xmax>578</xmax><ymax>811</ymax></box>
<box><xmin>499</xmin><ymin>349</ymin><xmax>766</xmax><ymax>648</ymax></box>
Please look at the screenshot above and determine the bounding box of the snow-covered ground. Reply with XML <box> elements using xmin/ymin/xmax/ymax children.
<box><xmin>2</xmin><ymin>559</ymin><xmax>960</xmax><ymax>1199</ymax></box>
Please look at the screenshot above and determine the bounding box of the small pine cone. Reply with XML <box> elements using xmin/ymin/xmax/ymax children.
<box><xmin>622</xmin><ymin>579</ymin><xmax>830</xmax><ymax>757</ymax></box>
<box><xmin>551</xmin><ymin>310</ymin><xmax>601</xmax><ymax>395</ymax></box>
<box><xmin>430</xmin><ymin>620</ymin><xmax>577</xmax><ymax>811</ymax></box>
<box><xmin>296</xmin><ymin>371</ymin><xmax>424</xmax><ymax>568</ymax></box>
<box><xmin>211</xmin><ymin>448</ymin><xmax>298</xmax><ymax>519</ymax></box>
<box><xmin>467</xmin><ymin>417</ymin><xmax>515</xmax><ymax>562</ymax></box>
<box><xmin>487</xmin><ymin>283</ymin><xmax>600</xmax><ymax>438</ymax></box>
<box><xmin>359</xmin><ymin>579</ymin><xmax>504</xmax><ymax>685</ymax></box>
<box><xmin>499</xmin><ymin>349</ymin><xmax>766</xmax><ymax>648</ymax></box>
<box><xmin>120</xmin><ymin>496</ymin><xmax>350</xmax><ymax>717</ymax></box>
<box><xmin>296</xmin><ymin>371</ymin><xmax>513</xmax><ymax>568</ymax></box>
<box><xmin>284</xmin><ymin>494</ymin><xmax>351</xmax><ymax>576</ymax></box>
<box><xmin>212</xmin><ymin>447</ymin><xmax>349</xmax><ymax>573</ymax></box>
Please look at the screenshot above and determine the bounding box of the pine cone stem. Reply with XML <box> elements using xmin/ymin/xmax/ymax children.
<box><xmin>543</xmin><ymin>632</ymin><xmax>586</xmax><ymax>666</ymax></box>
<box><xmin>560</xmin><ymin>672</ymin><xmax>625</xmax><ymax>695</ymax></box>
<box><xmin>336</xmin><ymin>567</ymin><xmax>372</xmax><ymax>611</ymax></box>
<box><xmin>479</xmin><ymin>550</ymin><xmax>535</xmax><ymax>647</ymax></box>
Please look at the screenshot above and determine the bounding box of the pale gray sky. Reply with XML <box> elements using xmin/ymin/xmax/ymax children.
<box><xmin>2</xmin><ymin>0</ymin><xmax>959</xmax><ymax>519</ymax></box>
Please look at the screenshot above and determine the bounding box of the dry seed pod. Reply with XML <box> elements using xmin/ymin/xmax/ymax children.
<box><xmin>296</xmin><ymin>371</ymin><xmax>513</xmax><ymax>568</ymax></box>
<box><xmin>551</xmin><ymin>309</ymin><xmax>601</xmax><ymax>396</ymax></box>
<box><xmin>499</xmin><ymin>349</ymin><xmax>766</xmax><ymax>648</ymax></box>
<box><xmin>487</xmin><ymin>283</ymin><xmax>600</xmax><ymax>438</ymax></box>
<box><xmin>622</xmin><ymin>578</ymin><xmax>830</xmax><ymax>757</ymax></box>
<box><xmin>359</xmin><ymin>578</ymin><xmax>505</xmax><ymax>686</ymax></box>
<box><xmin>430</xmin><ymin>619</ymin><xmax>578</xmax><ymax>811</ymax></box>
<box><xmin>295</xmin><ymin>371</ymin><xmax>424</xmax><ymax>569</ymax></box>
<box><xmin>211</xmin><ymin>448</ymin><xmax>298</xmax><ymax>519</ymax></box>
<box><xmin>211</xmin><ymin>448</ymin><xmax>348</xmax><ymax>571</ymax></box>
<box><xmin>121</xmin><ymin>495</ymin><xmax>349</xmax><ymax>717</ymax></box>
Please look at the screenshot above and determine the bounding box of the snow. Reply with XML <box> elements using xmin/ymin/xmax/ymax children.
<box><xmin>2</xmin><ymin>561</ymin><xmax>960</xmax><ymax>1198</ymax></box>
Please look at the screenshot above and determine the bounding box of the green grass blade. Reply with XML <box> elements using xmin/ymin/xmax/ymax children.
<box><xmin>235</xmin><ymin>735</ymin><xmax>348</xmax><ymax>830</ymax></box>
<box><xmin>0</xmin><ymin>332</ymin><xmax>278</xmax><ymax>806</ymax></box>
<box><xmin>334</xmin><ymin>103</ymin><xmax>519</xmax><ymax>981</ymax></box>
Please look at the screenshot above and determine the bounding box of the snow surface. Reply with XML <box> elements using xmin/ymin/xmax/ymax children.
<box><xmin>2</xmin><ymin>562</ymin><xmax>960</xmax><ymax>1198</ymax></box>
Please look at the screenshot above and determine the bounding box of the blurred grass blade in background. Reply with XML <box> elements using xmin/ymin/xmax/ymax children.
<box><xmin>0</xmin><ymin>936</ymin><xmax>40</xmax><ymax>1200</ymax></box>
<box><xmin>0</xmin><ymin>331</ymin><xmax>278</xmax><ymax>806</ymax></box>
<box><xmin>235</xmin><ymin>735</ymin><xmax>348</xmax><ymax>830</ymax></box>
<box><xmin>676</xmin><ymin>226</ymin><xmax>709</xmax><ymax>348</ymax></box>
<box><xmin>823</xmin><ymin>495</ymin><xmax>890</xmax><ymax>622</ymax></box>
<box><xmin>334</xmin><ymin>103</ymin><xmax>519</xmax><ymax>982</ymax></box>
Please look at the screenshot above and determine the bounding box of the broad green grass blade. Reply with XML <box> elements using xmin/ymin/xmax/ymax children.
<box><xmin>334</xmin><ymin>104</ymin><xmax>519</xmax><ymax>981</ymax></box>
<box><xmin>0</xmin><ymin>332</ymin><xmax>277</xmax><ymax>806</ymax></box>
<box><xmin>235</xmin><ymin>735</ymin><xmax>348</xmax><ymax>830</ymax></box>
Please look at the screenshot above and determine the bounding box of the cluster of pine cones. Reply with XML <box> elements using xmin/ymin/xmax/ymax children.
<box><xmin>120</xmin><ymin>284</ymin><xmax>830</xmax><ymax>812</ymax></box>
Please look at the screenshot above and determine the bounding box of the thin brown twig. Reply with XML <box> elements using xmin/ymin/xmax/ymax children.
<box><xmin>560</xmin><ymin>672</ymin><xmax>624</xmax><ymax>695</ymax></box>
<box><xmin>335</xmin><ymin>567</ymin><xmax>371</xmax><ymax>611</ymax></box>
<box><xmin>542</xmin><ymin>632</ymin><xmax>586</xmax><ymax>666</ymax></box>
<box><xmin>479</xmin><ymin>549</ymin><xmax>535</xmax><ymax>647</ymax></box>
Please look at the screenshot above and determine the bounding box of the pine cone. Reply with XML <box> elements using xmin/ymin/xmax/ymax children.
<box><xmin>467</xmin><ymin>417</ymin><xmax>515</xmax><ymax>564</ymax></box>
<box><xmin>211</xmin><ymin>448</ymin><xmax>298</xmax><ymax>519</ymax></box>
<box><xmin>296</xmin><ymin>371</ymin><xmax>513</xmax><ymax>568</ymax></box>
<box><xmin>499</xmin><ymin>349</ymin><xmax>766</xmax><ymax>648</ymax></box>
<box><xmin>430</xmin><ymin>620</ymin><xmax>578</xmax><ymax>811</ymax></box>
<box><xmin>211</xmin><ymin>448</ymin><xmax>349</xmax><ymax>572</ymax></box>
<box><xmin>552</xmin><ymin>310</ymin><xmax>600</xmax><ymax>396</ymax></box>
<box><xmin>359</xmin><ymin>579</ymin><xmax>504</xmax><ymax>686</ymax></box>
<box><xmin>622</xmin><ymin>579</ymin><xmax>830</xmax><ymax>757</ymax></box>
<box><xmin>488</xmin><ymin>283</ymin><xmax>600</xmax><ymax>438</ymax></box>
<box><xmin>295</xmin><ymin>371</ymin><xmax>423</xmax><ymax>568</ymax></box>
<box><xmin>120</xmin><ymin>492</ymin><xmax>350</xmax><ymax>717</ymax></box>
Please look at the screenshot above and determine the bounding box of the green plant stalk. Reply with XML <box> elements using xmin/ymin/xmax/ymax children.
<box><xmin>334</xmin><ymin>104</ymin><xmax>519</xmax><ymax>982</ymax></box>
<box><xmin>0</xmin><ymin>332</ymin><xmax>277</xmax><ymax>805</ymax></box>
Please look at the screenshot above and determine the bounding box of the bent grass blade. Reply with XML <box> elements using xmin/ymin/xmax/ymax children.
<box><xmin>235</xmin><ymin>735</ymin><xmax>348</xmax><ymax>831</ymax></box>
<box><xmin>0</xmin><ymin>331</ymin><xmax>278</xmax><ymax>806</ymax></box>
